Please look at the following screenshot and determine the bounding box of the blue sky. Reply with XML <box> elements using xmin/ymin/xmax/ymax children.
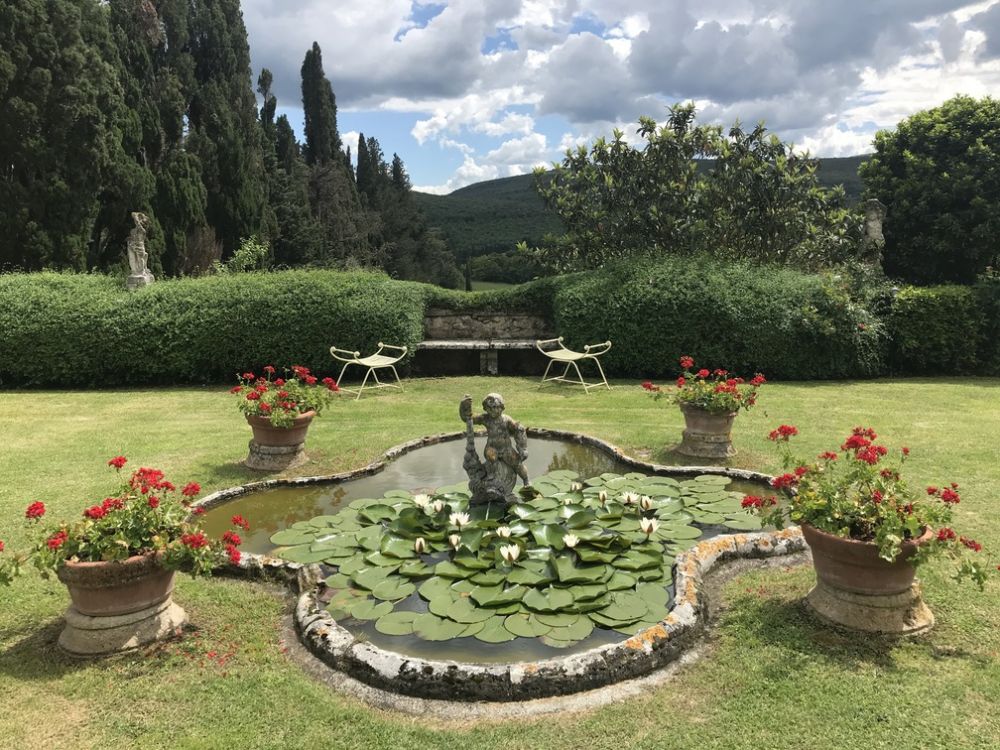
<box><xmin>243</xmin><ymin>0</ymin><xmax>1000</xmax><ymax>193</ymax></box>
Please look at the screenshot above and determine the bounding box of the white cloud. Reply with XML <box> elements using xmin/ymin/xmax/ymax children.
<box><xmin>484</xmin><ymin>133</ymin><xmax>549</xmax><ymax>165</ymax></box>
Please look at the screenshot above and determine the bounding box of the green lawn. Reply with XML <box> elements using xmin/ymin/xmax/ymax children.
<box><xmin>1</xmin><ymin>377</ymin><xmax>998</xmax><ymax>749</ymax></box>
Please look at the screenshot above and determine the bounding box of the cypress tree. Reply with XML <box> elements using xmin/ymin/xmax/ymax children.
<box><xmin>0</xmin><ymin>0</ymin><xmax>126</xmax><ymax>270</ymax></box>
<box><xmin>301</xmin><ymin>42</ymin><xmax>340</xmax><ymax>166</ymax></box>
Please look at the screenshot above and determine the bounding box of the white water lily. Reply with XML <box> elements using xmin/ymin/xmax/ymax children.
<box><xmin>639</xmin><ymin>517</ymin><xmax>660</xmax><ymax>536</ymax></box>
<box><xmin>598</xmin><ymin>490</ymin><xmax>608</xmax><ymax>505</ymax></box>
<box><xmin>639</xmin><ymin>495</ymin><xmax>654</xmax><ymax>511</ymax></box>
<box><xmin>563</xmin><ymin>533</ymin><xmax>580</xmax><ymax>548</ymax></box>
<box><xmin>621</xmin><ymin>491</ymin><xmax>640</xmax><ymax>505</ymax></box>
<box><xmin>430</xmin><ymin>500</ymin><xmax>445</xmax><ymax>514</ymax></box>
<box><xmin>412</xmin><ymin>493</ymin><xmax>431</xmax><ymax>509</ymax></box>
<box><xmin>496</xmin><ymin>525</ymin><xmax>512</xmax><ymax>538</ymax></box>
<box><xmin>449</xmin><ymin>512</ymin><xmax>470</xmax><ymax>528</ymax></box>
<box><xmin>448</xmin><ymin>533</ymin><xmax>461</xmax><ymax>549</ymax></box>
<box><xmin>561</xmin><ymin>497</ymin><xmax>573</xmax><ymax>506</ymax></box>
<box><xmin>570</xmin><ymin>482</ymin><xmax>583</xmax><ymax>492</ymax></box>
<box><xmin>414</xmin><ymin>537</ymin><xmax>428</xmax><ymax>554</ymax></box>
<box><xmin>499</xmin><ymin>544</ymin><xmax>520</xmax><ymax>563</ymax></box>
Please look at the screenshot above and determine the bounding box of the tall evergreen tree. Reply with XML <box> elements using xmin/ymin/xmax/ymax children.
<box><xmin>0</xmin><ymin>0</ymin><xmax>127</xmax><ymax>270</ymax></box>
<box><xmin>355</xmin><ymin>133</ymin><xmax>373</xmax><ymax>203</ymax></box>
<box><xmin>300</xmin><ymin>42</ymin><xmax>340</xmax><ymax>166</ymax></box>
<box><xmin>184</xmin><ymin>0</ymin><xmax>267</xmax><ymax>259</ymax></box>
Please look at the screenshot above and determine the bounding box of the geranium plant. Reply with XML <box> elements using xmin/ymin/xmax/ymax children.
<box><xmin>741</xmin><ymin>425</ymin><xmax>990</xmax><ymax>588</ymax></box>
<box><xmin>642</xmin><ymin>355</ymin><xmax>766</xmax><ymax>413</ymax></box>
<box><xmin>0</xmin><ymin>457</ymin><xmax>247</xmax><ymax>585</ymax></box>
<box><xmin>232</xmin><ymin>364</ymin><xmax>340</xmax><ymax>428</ymax></box>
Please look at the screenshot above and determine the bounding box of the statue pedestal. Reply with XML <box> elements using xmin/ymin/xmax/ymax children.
<box><xmin>126</xmin><ymin>272</ymin><xmax>155</xmax><ymax>291</ymax></box>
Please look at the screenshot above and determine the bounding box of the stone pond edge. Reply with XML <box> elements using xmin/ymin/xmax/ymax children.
<box><xmin>194</xmin><ymin>428</ymin><xmax>804</xmax><ymax>702</ymax></box>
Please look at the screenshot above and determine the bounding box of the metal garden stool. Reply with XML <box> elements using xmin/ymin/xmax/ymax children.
<box><xmin>535</xmin><ymin>337</ymin><xmax>612</xmax><ymax>392</ymax></box>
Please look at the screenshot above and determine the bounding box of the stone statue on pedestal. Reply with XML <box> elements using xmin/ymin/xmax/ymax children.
<box><xmin>460</xmin><ymin>393</ymin><xmax>529</xmax><ymax>506</ymax></box>
<box><xmin>126</xmin><ymin>212</ymin><xmax>155</xmax><ymax>290</ymax></box>
<box><xmin>861</xmin><ymin>199</ymin><xmax>887</xmax><ymax>266</ymax></box>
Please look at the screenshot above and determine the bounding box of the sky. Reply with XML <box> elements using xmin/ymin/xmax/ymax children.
<box><xmin>241</xmin><ymin>0</ymin><xmax>1000</xmax><ymax>194</ymax></box>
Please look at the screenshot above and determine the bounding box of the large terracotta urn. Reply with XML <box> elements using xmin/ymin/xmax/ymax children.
<box><xmin>244</xmin><ymin>410</ymin><xmax>315</xmax><ymax>471</ymax></box>
<box><xmin>676</xmin><ymin>403</ymin><xmax>737</xmax><ymax>459</ymax></box>
<box><xmin>801</xmin><ymin>523</ymin><xmax>934</xmax><ymax>635</ymax></box>
<box><xmin>56</xmin><ymin>552</ymin><xmax>187</xmax><ymax>656</ymax></box>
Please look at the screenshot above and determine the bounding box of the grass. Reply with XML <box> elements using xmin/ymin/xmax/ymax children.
<box><xmin>1</xmin><ymin>376</ymin><xmax>998</xmax><ymax>749</ymax></box>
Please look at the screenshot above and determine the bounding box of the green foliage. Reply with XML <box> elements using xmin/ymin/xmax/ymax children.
<box><xmin>0</xmin><ymin>270</ymin><xmax>425</xmax><ymax>386</ymax></box>
<box><xmin>887</xmin><ymin>286</ymin><xmax>984</xmax><ymax>374</ymax></box>
<box><xmin>469</xmin><ymin>250</ymin><xmax>545</xmax><ymax>284</ymax></box>
<box><xmin>0</xmin><ymin>0</ymin><xmax>126</xmax><ymax>271</ymax></box>
<box><xmin>300</xmin><ymin>42</ymin><xmax>340</xmax><ymax>166</ymax></box>
<box><xmin>212</xmin><ymin>236</ymin><xmax>269</xmax><ymax>274</ymax></box>
<box><xmin>534</xmin><ymin>104</ymin><xmax>859</xmax><ymax>272</ymax></box>
<box><xmin>860</xmin><ymin>95</ymin><xmax>1000</xmax><ymax>284</ymax></box>
<box><xmin>975</xmin><ymin>273</ymin><xmax>1000</xmax><ymax>374</ymax></box>
<box><xmin>549</xmin><ymin>255</ymin><xmax>884</xmax><ymax>380</ymax></box>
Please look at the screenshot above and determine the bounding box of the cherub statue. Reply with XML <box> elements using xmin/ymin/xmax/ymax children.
<box><xmin>126</xmin><ymin>212</ymin><xmax>155</xmax><ymax>290</ymax></box>
<box><xmin>459</xmin><ymin>393</ymin><xmax>529</xmax><ymax>506</ymax></box>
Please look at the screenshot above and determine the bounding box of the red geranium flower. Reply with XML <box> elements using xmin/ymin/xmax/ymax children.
<box><xmin>937</xmin><ymin>528</ymin><xmax>957</xmax><ymax>542</ymax></box>
<box><xmin>940</xmin><ymin>488</ymin><xmax>960</xmax><ymax>504</ymax></box>
<box><xmin>108</xmin><ymin>455</ymin><xmax>127</xmax><ymax>469</ymax></box>
<box><xmin>47</xmin><ymin>531</ymin><xmax>68</xmax><ymax>550</ymax></box>
<box><xmin>192</xmin><ymin>507</ymin><xmax>206</xmax><ymax>515</ymax></box>
<box><xmin>83</xmin><ymin>505</ymin><xmax>107</xmax><ymax>520</ymax></box>
<box><xmin>147</xmin><ymin>496</ymin><xmax>160</xmax><ymax>509</ymax></box>
<box><xmin>181</xmin><ymin>482</ymin><xmax>201</xmax><ymax>498</ymax></box>
<box><xmin>222</xmin><ymin>531</ymin><xmax>242</xmax><ymax>547</ymax></box>
<box><xmin>675</xmin><ymin>376</ymin><xmax>685</xmax><ymax>388</ymax></box>
<box><xmin>768</xmin><ymin>424</ymin><xmax>798</xmax><ymax>442</ymax></box>
<box><xmin>750</xmin><ymin>373</ymin><xmax>766</xmax><ymax>386</ymax></box>
<box><xmin>960</xmin><ymin>536</ymin><xmax>982</xmax><ymax>552</ymax></box>
<box><xmin>771</xmin><ymin>473</ymin><xmax>798</xmax><ymax>490</ymax></box>
<box><xmin>696</xmin><ymin>368</ymin><xmax>710</xmax><ymax>378</ymax></box>
<box><xmin>181</xmin><ymin>532</ymin><xmax>209</xmax><ymax>549</ymax></box>
<box><xmin>263</xmin><ymin>365</ymin><xmax>276</xmax><ymax>375</ymax></box>
<box><xmin>25</xmin><ymin>501</ymin><xmax>46</xmax><ymax>520</ymax></box>
<box><xmin>679</xmin><ymin>356</ymin><xmax>694</xmax><ymax>370</ymax></box>
<box><xmin>225</xmin><ymin>544</ymin><xmax>242</xmax><ymax>565</ymax></box>
<box><xmin>0</xmin><ymin>540</ymin><xmax>4</xmax><ymax>553</ymax></box>
<box><xmin>231</xmin><ymin>515</ymin><xmax>250</xmax><ymax>531</ymax></box>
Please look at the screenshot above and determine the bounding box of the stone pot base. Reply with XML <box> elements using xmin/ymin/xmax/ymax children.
<box><xmin>244</xmin><ymin>440</ymin><xmax>307</xmax><ymax>471</ymax></box>
<box><xmin>805</xmin><ymin>578</ymin><xmax>934</xmax><ymax>635</ymax></box>
<box><xmin>676</xmin><ymin>430</ymin><xmax>736</xmax><ymax>459</ymax></box>
<box><xmin>59</xmin><ymin>598</ymin><xmax>188</xmax><ymax>656</ymax></box>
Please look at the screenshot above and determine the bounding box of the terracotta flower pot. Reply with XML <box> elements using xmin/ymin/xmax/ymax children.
<box><xmin>244</xmin><ymin>410</ymin><xmax>316</xmax><ymax>471</ymax></box>
<box><xmin>56</xmin><ymin>552</ymin><xmax>187</xmax><ymax>655</ymax></box>
<box><xmin>676</xmin><ymin>403</ymin><xmax>737</xmax><ymax>459</ymax></box>
<box><xmin>245</xmin><ymin>410</ymin><xmax>316</xmax><ymax>447</ymax></box>
<box><xmin>801</xmin><ymin>523</ymin><xmax>935</xmax><ymax>634</ymax></box>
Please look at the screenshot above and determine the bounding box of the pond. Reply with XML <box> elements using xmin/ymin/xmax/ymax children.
<box><xmin>202</xmin><ymin>435</ymin><xmax>770</xmax><ymax>664</ymax></box>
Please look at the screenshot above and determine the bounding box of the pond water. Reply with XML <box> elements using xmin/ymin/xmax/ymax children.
<box><xmin>202</xmin><ymin>436</ymin><xmax>770</xmax><ymax>663</ymax></box>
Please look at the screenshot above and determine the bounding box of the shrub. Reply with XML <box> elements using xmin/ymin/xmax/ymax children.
<box><xmin>974</xmin><ymin>274</ymin><xmax>1000</xmax><ymax>375</ymax></box>
<box><xmin>0</xmin><ymin>270</ymin><xmax>425</xmax><ymax>386</ymax></box>
<box><xmin>887</xmin><ymin>286</ymin><xmax>984</xmax><ymax>374</ymax></box>
<box><xmin>550</xmin><ymin>255</ymin><xmax>884</xmax><ymax>380</ymax></box>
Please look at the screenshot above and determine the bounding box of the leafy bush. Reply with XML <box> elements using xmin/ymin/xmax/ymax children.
<box><xmin>0</xmin><ymin>270</ymin><xmax>425</xmax><ymax>386</ymax></box>
<box><xmin>549</xmin><ymin>256</ymin><xmax>884</xmax><ymax>380</ymax></box>
<box><xmin>860</xmin><ymin>95</ymin><xmax>1000</xmax><ymax>284</ymax></box>
<box><xmin>975</xmin><ymin>274</ymin><xmax>1000</xmax><ymax>374</ymax></box>
<box><xmin>887</xmin><ymin>286</ymin><xmax>984</xmax><ymax>374</ymax></box>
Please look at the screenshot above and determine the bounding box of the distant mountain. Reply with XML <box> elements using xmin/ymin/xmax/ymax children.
<box><xmin>415</xmin><ymin>155</ymin><xmax>871</xmax><ymax>259</ymax></box>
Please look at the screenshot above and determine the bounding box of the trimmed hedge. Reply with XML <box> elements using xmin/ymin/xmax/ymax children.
<box><xmin>3</xmin><ymin>266</ymin><xmax>997</xmax><ymax>386</ymax></box>
<box><xmin>549</xmin><ymin>256</ymin><xmax>885</xmax><ymax>380</ymax></box>
<box><xmin>0</xmin><ymin>271</ymin><xmax>425</xmax><ymax>386</ymax></box>
<box><xmin>886</xmin><ymin>285</ymin><xmax>985</xmax><ymax>375</ymax></box>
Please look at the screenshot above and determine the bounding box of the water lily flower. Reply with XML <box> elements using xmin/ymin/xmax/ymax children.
<box><xmin>449</xmin><ymin>512</ymin><xmax>470</xmax><ymax>528</ymax></box>
<box><xmin>412</xmin><ymin>494</ymin><xmax>431</xmax><ymax>509</ymax></box>
<box><xmin>448</xmin><ymin>534</ymin><xmax>461</xmax><ymax>549</ymax></box>
<box><xmin>621</xmin><ymin>492</ymin><xmax>639</xmax><ymax>506</ymax></box>
<box><xmin>639</xmin><ymin>517</ymin><xmax>660</xmax><ymax>536</ymax></box>
<box><xmin>496</xmin><ymin>526</ymin><xmax>512</xmax><ymax>538</ymax></box>
<box><xmin>639</xmin><ymin>495</ymin><xmax>654</xmax><ymax>511</ymax></box>
<box><xmin>499</xmin><ymin>544</ymin><xmax>520</xmax><ymax>563</ymax></box>
<box><xmin>414</xmin><ymin>537</ymin><xmax>428</xmax><ymax>554</ymax></box>
<box><xmin>570</xmin><ymin>482</ymin><xmax>583</xmax><ymax>492</ymax></box>
<box><xmin>598</xmin><ymin>490</ymin><xmax>608</xmax><ymax>505</ymax></box>
<box><xmin>430</xmin><ymin>500</ymin><xmax>445</xmax><ymax>514</ymax></box>
<box><xmin>563</xmin><ymin>533</ymin><xmax>580</xmax><ymax>548</ymax></box>
<box><xmin>561</xmin><ymin>497</ymin><xmax>573</xmax><ymax>506</ymax></box>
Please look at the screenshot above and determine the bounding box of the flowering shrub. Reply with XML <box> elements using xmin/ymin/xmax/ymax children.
<box><xmin>642</xmin><ymin>355</ymin><xmax>765</xmax><ymax>414</ymax></box>
<box><xmin>741</xmin><ymin>425</ymin><xmax>990</xmax><ymax>588</ymax></box>
<box><xmin>0</xmin><ymin>457</ymin><xmax>246</xmax><ymax>585</ymax></box>
<box><xmin>232</xmin><ymin>364</ymin><xmax>340</xmax><ymax>428</ymax></box>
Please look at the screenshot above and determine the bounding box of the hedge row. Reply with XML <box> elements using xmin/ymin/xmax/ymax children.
<box><xmin>549</xmin><ymin>257</ymin><xmax>884</xmax><ymax>380</ymax></box>
<box><xmin>886</xmin><ymin>279</ymin><xmax>1000</xmax><ymax>375</ymax></box>
<box><xmin>1</xmin><ymin>265</ymin><xmax>996</xmax><ymax>386</ymax></box>
<box><xmin>0</xmin><ymin>271</ymin><xmax>425</xmax><ymax>386</ymax></box>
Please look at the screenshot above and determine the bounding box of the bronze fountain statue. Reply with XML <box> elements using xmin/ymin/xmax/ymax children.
<box><xmin>459</xmin><ymin>393</ymin><xmax>529</xmax><ymax>506</ymax></box>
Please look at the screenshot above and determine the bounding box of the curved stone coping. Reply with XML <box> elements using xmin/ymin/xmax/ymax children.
<box><xmin>194</xmin><ymin>427</ymin><xmax>775</xmax><ymax>514</ymax></box>
<box><xmin>195</xmin><ymin>428</ymin><xmax>789</xmax><ymax>702</ymax></box>
<box><xmin>289</xmin><ymin>528</ymin><xmax>805</xmax><ymax>702</ymax></box>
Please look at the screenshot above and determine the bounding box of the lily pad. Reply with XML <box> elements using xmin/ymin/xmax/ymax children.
<box><xmin>374</xmin><ymin>610</ymin><xmax>421</xmax><ymax>635</ymax></box>
<box><xmin>349</xmin><ymin>599</ymin><xmax>394</xmax><ymax>621</ymax></box>
<box><xmin>270</xmin><ymin>529</ymin><xmax>317</xmax><ymax>546</ymax></box>
<box><xmin>475</xmin><ymin>616</ymin><xmax>518</xmax><ymax>643</ymax></box>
